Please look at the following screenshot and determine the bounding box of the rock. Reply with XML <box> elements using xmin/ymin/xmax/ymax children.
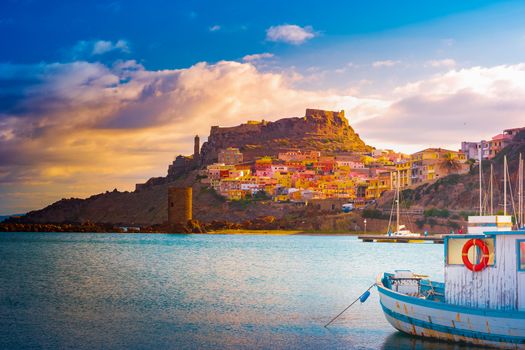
<box><xmin>199</xmin><ymin>108</ymin><xmax>371</xmax><ymax>164</ymax></box>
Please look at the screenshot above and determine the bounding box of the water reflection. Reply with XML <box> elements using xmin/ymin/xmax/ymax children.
<box><xmin>381</xmin><ymin>332</ymin><xmax>473</xmax><ymax>350</ymax></box>
<box><xmin>1</xmin><ymin>233</ymin><xmax>447</xmax><ymax>349</ymax></box>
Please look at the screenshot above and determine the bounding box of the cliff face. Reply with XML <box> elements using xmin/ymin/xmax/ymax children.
<box><xmin>200</xmin><ymin>109</ymin><xmax>371</xmax><ymax>164</ymax></box>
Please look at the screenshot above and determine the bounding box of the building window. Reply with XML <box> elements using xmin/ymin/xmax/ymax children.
<box><xmin>519</xmin><ymin>240</ymin><xmax>525</xmax><ymax>271</ymax></box>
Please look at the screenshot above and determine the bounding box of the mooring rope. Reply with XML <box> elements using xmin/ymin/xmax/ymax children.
<box><xmin>324</xmin><ymin>282</ymin><xmax>376</xmax><ymax>328</ymax></box>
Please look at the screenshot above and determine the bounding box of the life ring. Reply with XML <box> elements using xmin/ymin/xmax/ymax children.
<box><xmin>462</xmin><ymin>239</ymin><xmax>490</xmax><ymax>272</ymax></box>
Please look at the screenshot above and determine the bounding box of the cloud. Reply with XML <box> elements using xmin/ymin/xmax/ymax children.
<box><xmin>209</xmin><ymin>25</ymin><xmax>221</xmax><ymax>32</ymax></box>
<box><xmin>0</xmin><ymin>59</ymin><xmax>381</xmax><ymax>213</ymax></box>
<box><xmin>71</xmin><ymin>39</ymin><xmax>130</xmax><ymax>58</ymax></box>
<box><xmin>372</xmin><ymin>60</ymin><xmax>401</xmax><ymax>68</ymax></box>
<box><xmin>266</xmin><ymin>24</ymin><xmax>316</xmax><ymax>45</ymax></box>
<box><xmin>242</xmin><ymin>53</ymin><xmax>274</xmax><ymax>62</ymax></box>
<box><xmin>3</xmin><ymin>59</ymin><xmax>525</xmax><ymax>213</ymax></box>
<box><xmin>355</xmin><ymin>64</ymin><xmax>525</xmax><ymax>152</ymax></box>
<box><xmin>425</xmin><ymin>58</ymin><xmax>456</xmax><ymax>68</ymax></box>
<box><xmin>93</xmin><ymin>39</ymin><xmax>129</xmax><ymax>55</ymax></box>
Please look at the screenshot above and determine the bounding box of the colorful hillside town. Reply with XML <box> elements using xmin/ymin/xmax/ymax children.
<box><xmin>200</xmin><ymin>147</ymin><xmax>465</xmax><ymax>202</ymax></box>
<box><xmin>200</xmin><ymin>125</ymin><xmax>525</xmax><ymax>203</ymax></box>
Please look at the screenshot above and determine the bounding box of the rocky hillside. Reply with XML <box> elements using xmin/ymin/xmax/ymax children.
<box><xmin>200</xmin><ymin>108</ymin><xmax>371</xmax><ymax>164</ymax></box>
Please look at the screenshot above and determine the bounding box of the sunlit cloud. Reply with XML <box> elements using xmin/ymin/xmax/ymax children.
<box><xmin>266</xmin><ymin>24</ymin><xmax>316</xmax><ymax>45</ymax></box>
<box><xmin>242</xmin><ymin>53</ymin><xmax>274</xmax><ymax>62</ymax></box>
<box><xmin>357</xmin><ymin>64</ymin><xmax>525</xmax><ymax>152</ymax></box>
<box><xmin>209</xmin><ymin>25</ymin><xmax>221</xmax><ymax>32</ymax></box>
<box><xmin>2</xmin><ymin>59</ymin><xmax>525</xmax><ymax>213</ymax></box>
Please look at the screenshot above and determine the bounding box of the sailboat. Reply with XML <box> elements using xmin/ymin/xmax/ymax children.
<box><xmin>387</xmin><ymin>170</ymin><xmax>420</xmax><ymax>237</ymax></box>
<box><xmin>376</xmin><ymin>154</ymin><xmax>525</xmax><ymax>348</ymax></box>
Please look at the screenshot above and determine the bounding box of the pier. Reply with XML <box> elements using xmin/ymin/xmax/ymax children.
<box><xmin>357</xmin><ymin>235</ymin><xmax>444</xmax><ymax>244</ymax></box>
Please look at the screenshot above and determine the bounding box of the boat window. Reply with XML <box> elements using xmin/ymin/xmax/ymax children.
<box><xmin>446</xmin><ymin>237</ymin><xmax>495</xmax><ymax>266</ymax></box>
<box><xmin>519</xmin><ymin>240</ymin><xmax>525</xmax><ymax>271</ymax></box>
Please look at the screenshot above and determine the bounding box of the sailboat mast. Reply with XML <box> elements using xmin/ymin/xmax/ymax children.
<box><xmin>520</xmin><ymin>153</ymin><xmax>525</xmax><ymax>228</ymax></box>
<box><xmin>490</xmin><ymin>163</ymin><xmax>494</xmax><ymax>216</ymax></box>
<box><xmin>504</xmin><ymin>155</ymin><xmax>507</xmax><ymax>216</ymax></box>
<box><xmin>517</xmin><ymin>153</ymin><xmax>523</xmax><ymax>228</ymax></box>
<box><xmin>479</xmin><ymin>147</ymin><xmax>483</xmax><ymax>215</ymax></box>
<box><xmin>396</xmin><ymin>170</ymin><xmax>400</xmax><ymax>234</ymax></box>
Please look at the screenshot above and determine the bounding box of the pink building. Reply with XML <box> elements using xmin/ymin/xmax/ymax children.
<box><xmin>489</xmin><ymin>134</ymin><xmax>512</xmax><ymax>159</ymax></box>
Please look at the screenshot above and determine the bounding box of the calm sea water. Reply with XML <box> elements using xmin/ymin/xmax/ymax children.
<box><xmin>0</xmin><ymin>233</ymin><xmax>473</xmax><ymax>350</ymax></box>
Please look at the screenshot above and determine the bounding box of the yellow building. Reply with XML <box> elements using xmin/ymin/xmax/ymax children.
<box><xmin>365</xmin><ymin>172</ymin><xmax>391</xmax><ymax>199</ymax></box>
<box><xmin>274</xmin><ymin>172</ymin><xmax>292</xmax><ymax>188</ymax></box>
<box><xmin>410</xmin><ymin>148</ymin><xmax>468</xmax><ymax>185</ymax></box>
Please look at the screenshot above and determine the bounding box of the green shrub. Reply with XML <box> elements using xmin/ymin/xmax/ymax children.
<box><xmin>447</xmin><ymin>220</ymin><xmax>460</xmax><ymax>230</ymax></box>
<box><xmin>459</xmin><ymin>210</ymin><xmax>476</xmax><ymax>220</ymax></box>
<box><xmin>362</xmin><ymin>209</ymin><xmax>388</xmax><ymax>219</ymax></box>
<box><xmin>424</xmin><ymin>207</ymin><xmax>450</xmax><ymax>218</ymax></box>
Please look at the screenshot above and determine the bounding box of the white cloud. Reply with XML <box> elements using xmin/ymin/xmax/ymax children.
<box><xmin>71</xmin><ymin>39</ymin><xmax>130</xmax><ymax>58</ymax></box>
<box><xmin>242</xmin><ymin>53</ymin><xmax>274</xmax><ymax>62</ymax></box>
<box><xmin>426</xmin><ymin>58</ymin><xmax>456</xmax><ymax>68</ymax></box>
<box><xmin>266</xmin><ymin>24</ymin><xmax>316</xmax><ymax>45</ymax></box>
<box><xmin>372</xmin><ymin>60</ymin><xmax>401</xmax><ymax>68</ymax></box>
<box><xmin>209</xmin><ymin>25</ymin><xmax>221</xmax><ymax>32</ymax></box>
<box><xmin>93</xmin><ymin>39</ymin><xmax>129</xmax><ymax>55</ymax></box>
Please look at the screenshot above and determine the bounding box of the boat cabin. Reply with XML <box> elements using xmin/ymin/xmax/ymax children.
<box><xmin>444</xmin><ymin>216</ymin><xmax>525</xmax><ymax>311</ymax></box>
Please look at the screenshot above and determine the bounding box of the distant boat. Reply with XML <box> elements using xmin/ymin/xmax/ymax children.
<box><xmin>342</xmin><ymin>203</ymin><xmax>354</xmax><ymax>213</ymax></box>
<box><xmin>390</xmin><ymin>224</ymin><xmax>420</xmax><ymax>237</ymax></box>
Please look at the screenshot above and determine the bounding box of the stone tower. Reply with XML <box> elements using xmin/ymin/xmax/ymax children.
<box><xmin>193</xmin><ymin>135</ymin><xmax>200</xmax><ymax>165</ymax></box>
<box><xmin>168</xmin><ymin>187</ymin><xmax>192</xmax><ymax>224</ymax></box>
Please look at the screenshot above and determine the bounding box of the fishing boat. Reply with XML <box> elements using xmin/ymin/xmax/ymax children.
<box><xmin>377</xmin><ymin>155</ymin><xmax>525</xmax><ymax>348</ymax></box>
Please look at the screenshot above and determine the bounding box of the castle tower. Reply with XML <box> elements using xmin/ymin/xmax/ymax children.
<box><xmin>193</xmin><ymin>135</ymin><xmax>200</xmax><ymax>165</ymax></box>
<box><xmin>168</xmin><ymin>187</ymin><xmax>192</xmax><ymax>224</ymax></box>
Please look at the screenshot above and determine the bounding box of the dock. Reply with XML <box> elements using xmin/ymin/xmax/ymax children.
<box><xmin>357</xmin><ymin>235</ymin><xmax>444</xmax><ymax>244</ymax></box>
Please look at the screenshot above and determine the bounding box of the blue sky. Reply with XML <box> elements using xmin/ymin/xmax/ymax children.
<box><xmin>1</xmin><ymin>0</ymin><xmax>521</xmax><ymax>69</ymax></box>
<box><xmin>2</xmin><ymin>0</ymin><xmax>525</xmax><ymax>214</ymax></box>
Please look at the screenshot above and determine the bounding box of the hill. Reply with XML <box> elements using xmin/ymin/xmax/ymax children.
<box><xmin>199</xmin><ymin>108</ymin><xmax>371</xmax><ymax>164</ymax></box>
<box><xmin>15</xmin><ymin>109</ymin><xmax>371</xmax><ymax>226</ymax></box>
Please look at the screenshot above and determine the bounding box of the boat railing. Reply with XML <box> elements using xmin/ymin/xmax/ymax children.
<box><xmin>385</xmin><ymin>273</ymin><xmax>445</xmax><ymax>302</ymax></box>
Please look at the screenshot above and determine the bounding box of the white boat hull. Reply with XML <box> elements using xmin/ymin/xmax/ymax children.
<box><xmin>377</xmin><ymin>275</ymin><xmax>525</xmax><ymax>349</ymax></box>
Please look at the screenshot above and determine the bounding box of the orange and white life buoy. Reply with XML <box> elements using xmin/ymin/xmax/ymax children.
<box><xmin>462</xmin><ymin>239</ymin><xmax>490</xmax><ymax>272</ymax></box>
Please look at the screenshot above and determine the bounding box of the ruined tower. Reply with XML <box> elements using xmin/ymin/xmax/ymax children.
<box><xmin>193</xmin><ymin>135</ymin><xmax>200</xmax><ymax>165</ymax></box>
<box><xmin>168</xmin><ymin>187</ymin><xmax>192</xmax><ymax>224</ymax></box>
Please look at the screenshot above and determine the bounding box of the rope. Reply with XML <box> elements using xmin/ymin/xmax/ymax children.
<box><xmin>324</xmin><ymin>283</ymin><xmax>376</xmax><ymax>328</ymax></box>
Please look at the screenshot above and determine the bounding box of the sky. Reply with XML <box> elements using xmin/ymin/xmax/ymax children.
<box><xmin>2</xmin><ymin>0</ymin><xmax>525</xmax><ymax>214</ymax></box>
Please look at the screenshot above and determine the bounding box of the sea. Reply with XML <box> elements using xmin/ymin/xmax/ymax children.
<box><xmin>0</xmin><ymin>233</ymin><xmax>473</xmax><ymax>350</ymax></box>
